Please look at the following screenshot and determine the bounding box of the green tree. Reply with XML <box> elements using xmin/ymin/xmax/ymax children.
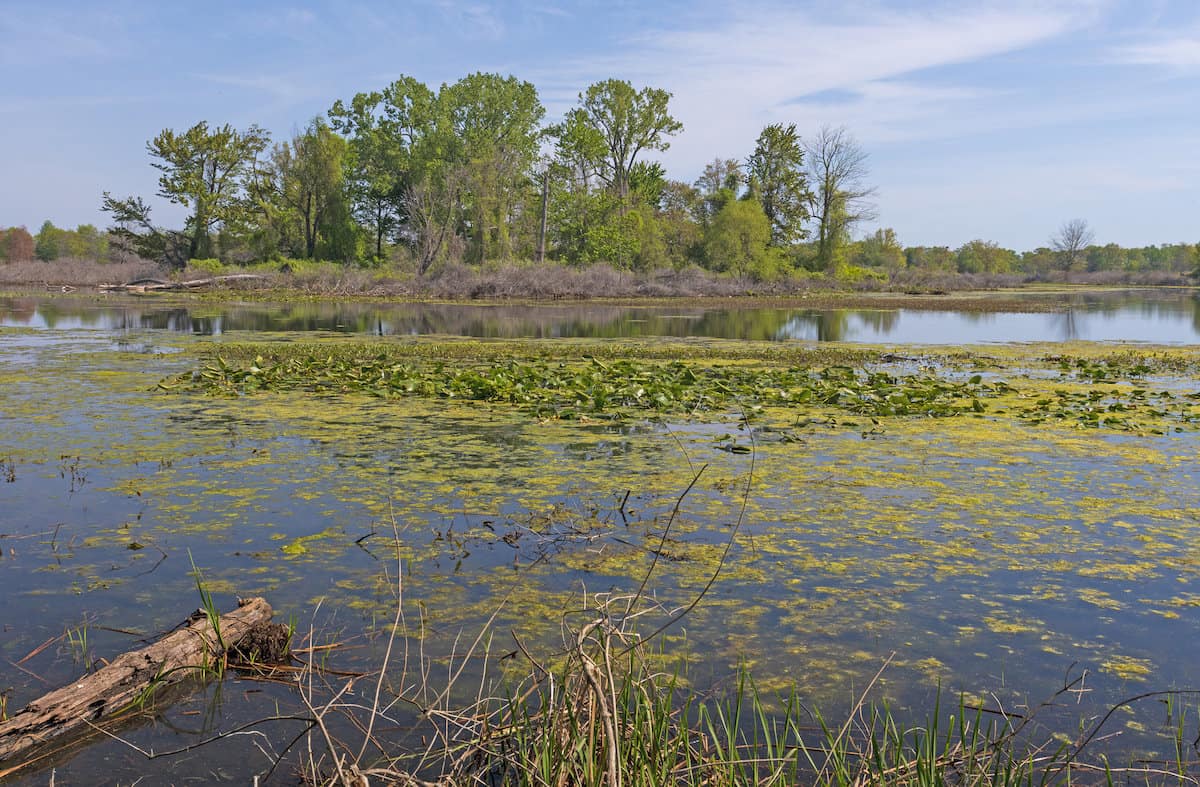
<box><xmin>546</xmin><ymin>112</ymin><xmax>609</xmax><ymax>263</ymax></box>
<box><xmin>658</xmin><ymin>180</ymin><xmax>703</xmax><ymax>265</ymax></box>
<box><xmin>1018</xmin><ymin>247</ymin><xmax>1058</xmax><ymax>275</ymax></box>
<box><xmin>441</xmin><ymin>72</ymin><xmax>545</xmax><ymax>263</ymax></box>
<box><xmin>1086</xmin><ymin>243</ymin><xmax>1126</xmax><ymax>272</ymax></box>
<box><xmin>330</xmin><ymin>77</ymin><xmax>438</xmax><ymax>260</ymax></box>
<box><xmin>567</xmin><ymin>79</ymin><xmax>683</xmax><ymax>205</ymax></box>
<box><xmin>64</xmin><ymin>224</ymin><xmax>108</xmax><ymax>260</ymax></box>
<box><xmin>956</xmin><ymin>239</ymin><xmax>1017</xmax><ymax>273</ymax></box>
<box><xmin>148</xmin><ymin>121</ymin><xmax>270</xmax><ymax>260</ymax></box>
<box><xmin>703</xmin><ymin>198</ymin><xmax>775</xmax><ymax>277</ymax></box>
<box><xmin>266</xmin><ymin>117</ymin><xmax>351</xmax><ymax>259</ymax></box>
<box><xmin>904</xmin><ymin>245</ymin><xmax>955</xmax><ymax>271</ymax></box>
<box><xmin>804</xmin><ymin>125</ymin><xmax>876</xmax><ymax>272</ymax></box>
<box><xmin>852</xmin><ymin>228</ymin><xmax>905</xmax><ymax>269</ymax></box>
<box><xmin>694</xmin><ymin>158</ymin><xmax>742</xmax><ymax>225</ymax></box>
<box><xmin>34</xmin><ymin>220</ymin><xmax>63</xmax><ymax>261</ymax></box>
<box><xmin>746</xmin><ymin>123</ymin><xmax>810</xmax><ymax>246</ymax></box>
<box><xmin>100</xmin><ymin>193</ymin><xmax>189</xmax><ymax>267</ymax></box>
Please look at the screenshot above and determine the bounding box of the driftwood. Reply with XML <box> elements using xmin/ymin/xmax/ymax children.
<box><xmin>99</xmin><ymin>273</ymin><xmax>266</xmax><ymax>292</ymax></box>
<box><xmin>0</xmin><ymin>597</ymin><xmax>274</xmax><ymax>772</ymax></box>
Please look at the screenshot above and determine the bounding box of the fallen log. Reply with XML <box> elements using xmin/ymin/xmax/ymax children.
<box><xmin>0</xmin><ymin>597</ymin><xmax>274</xmax><ymax>772</ymax></box>
<box><xmin>99</xmin><ymin>273</ymin><xmax>267</xmax><ymax>292</ymax></box>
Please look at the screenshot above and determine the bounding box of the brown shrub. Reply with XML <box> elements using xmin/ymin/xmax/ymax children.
<box><xmin>0</xmin><ymin>258</ymin><xmax>164</xmax><ymax>287</ymax></box>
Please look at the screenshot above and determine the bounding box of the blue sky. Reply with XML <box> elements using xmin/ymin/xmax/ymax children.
<box><xmin>1</xmin><ymin>0</ymin><xmax>1197</xmax><ymax>251</ymax></box>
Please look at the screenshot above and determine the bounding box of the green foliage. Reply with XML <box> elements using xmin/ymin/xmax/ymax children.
<box><xmin>170</xmin><ymin>349</ymin><xmax>1015</xmax><ymax>423</ymax></box>
<box><xmin>188</xmin><ymin>258</ymin><xmax>225</xmax><ymax>275</ymax></box>
<box><xmin>836</xmin><ymin>263</ymin><xmax>889</xmax><ymax>284</ymax></box>
<box><xmin>442</xmin><ymin>72</ymin><xmax>545</xmax><ymax>263</ymax></box>
<box><xmin>259</xmin><ymin>117</ymin><xmax>353</xmax><ymax>260</ymax></box>
<box><xmin>34</xmin><ymin>220</ymin><xmax>63</xmax><ymax>261</ymax></box>
<box><xmin>90</xmin><ymin>72</ymin><xmax>1195</xmax><ymax>278</ymax></box>
<box><xmin>694</xmin><ymin>158</ymin><xmax>744</xmax><ymax>225</ymax></box>
<box><xmin>101</xmin><ymin>193</ymin><xmax>190</xmax><ymax>266</ymax></box>
<box><xmin>703</xmin><ymin>199</ymin><xmax>775</xmax><ymax>277</ymax></box>
<box><xmin>850</xmin><ymin>228</ymin><xmax>905</xmax><ymax>270</ymax></box>
<box><xmin>147</xmin><ymin>121</ymin><xmax>270</xmax><ymax>260</ymax></box>
<box><xmin>567</xmin><ymin>79</ymin><xmax>683</xmax><ymax>203</ymax></box>
<box><xmin>805</xmin><ymin>126</ymin><xmax>875</xmax><ymax>272</ymax></box>
<box><xmin>746</xmin><ymin>123</ymin><xmax>811</xmax><ymax>246</ymax></box>
<box><xmin>955</xmin><ymin>239</ymin><xmax>1018</xmax><ymax>274</ymax></box>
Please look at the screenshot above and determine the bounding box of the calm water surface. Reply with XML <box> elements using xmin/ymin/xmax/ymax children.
<box><xmin>2</xmin><ymin>289</ymin><xmax>1199</xmax><ymax>782</ymax></box>
<box><xmin>3</xmin><ymin>288</ymin><xmax>1200</xmax><ymax>343</ymax></box>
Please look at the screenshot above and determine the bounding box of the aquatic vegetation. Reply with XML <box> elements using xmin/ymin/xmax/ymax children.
<box><xmin>165</xmin><ymin>338</ymin><xmax>1200</xmax><ymax>436</ymax></box>
<box><xmin>6</xmin><ymin>320</ymin><xmax>1200</xmax><ymax>780</ymax></box>
<box><xmin>167</xmin><ymin>348</ymin><xmax>1015</xmax><ymax>423</ymax></box>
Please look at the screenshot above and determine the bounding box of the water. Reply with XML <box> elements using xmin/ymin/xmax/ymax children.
<box><xmin>2</xmin><ymin>288</ymin><xmax>1199</xmax><ymax>782</ymax></box>
<box><xmin>3</xmin><ymin>288</ymin><xmax>1199</xmax><ymax>343</ymax></box>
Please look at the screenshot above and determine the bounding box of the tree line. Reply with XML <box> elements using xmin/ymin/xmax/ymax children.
<box><xmin>2</xmin><ymin>72</ymin><xmax>1196</xmax><ymax>279</ymax></box>
<box><xmin>94</xmin><ymin>73</ymin><xmax>859</xmax><ymax>277</ymax></box>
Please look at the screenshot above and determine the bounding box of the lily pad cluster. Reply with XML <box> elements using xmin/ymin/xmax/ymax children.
<box><xmin>165</xmin><ymin>351</ymin><xmax>1010</xmax><ymax>422</ymax></box>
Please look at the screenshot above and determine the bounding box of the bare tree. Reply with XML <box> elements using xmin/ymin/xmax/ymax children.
<box><xmin>1051</xmin><ymin>218</ymin><xmax>1095</xmax><ymax>271</ymax></box>
<box><xmin>804</xmin><ymin>125</ymin><xmax>876</xmax><ymax>271</ymax></box>
<box><xmin>404</xmin><ymin>166</ymin><xmax>464</xmax><ymax>275</ymax></box>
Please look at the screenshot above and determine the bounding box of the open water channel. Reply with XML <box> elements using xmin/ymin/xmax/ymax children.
<box><xmin>1</xmin><ymin>288</ymin><xmax>1199</xmax><ymax>782</ymax></box>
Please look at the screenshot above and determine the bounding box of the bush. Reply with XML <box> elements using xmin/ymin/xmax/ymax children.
<box><xmin>188</xmin><ymin>258</ymin><xmax>225</xmax><ymax>275</ymax></box>
<box><xmin>836</xmin><ymin>264</ymin><xmax>888</xmax><ymax>285</ymax></box>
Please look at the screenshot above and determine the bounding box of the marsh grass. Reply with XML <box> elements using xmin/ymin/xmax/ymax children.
<box><xmin>289</xmin><ymin>580</ymin><xmax>1200</xmax><ymax>787</ymax></box>
<box><xmin>281</xmin><ymin>488</ymin><xmax>1200</xmax><ymax>787</ymax></box>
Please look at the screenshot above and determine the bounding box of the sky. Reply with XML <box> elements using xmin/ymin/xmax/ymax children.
<box><xmin>1</xmin><ymin>0</ymin><xmax>1197</xmax><ymax>252</ymax></box>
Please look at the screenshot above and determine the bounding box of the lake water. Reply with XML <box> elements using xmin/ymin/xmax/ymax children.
<box><xmin>2</xmin><ymin>289</ymin><xmax>1199</xmax><ymax>782</ymax></box>
<box><xmin>2</xmin><ymin>288</ymin><xmax>1199</xmax><ymax>344</ymax></box>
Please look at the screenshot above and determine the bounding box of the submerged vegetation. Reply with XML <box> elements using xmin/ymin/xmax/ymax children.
<box><xmin>5</xmin><ymin>297</ymin><xmax>1200</xmax><ymax>781</ymax></box>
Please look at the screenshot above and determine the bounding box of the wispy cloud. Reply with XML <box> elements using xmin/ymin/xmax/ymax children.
<box><xmin>193</xmin><ymin>72</ymin><xmax>312</xmax><ymax>104</ymax></box>
<box><xmin>531</xmin><ymin>1</ymin><xmax>1099</xmax><ymax>173</ymax></box>
<box><xmin>0</xmin><ymin>5</ymin><xmax>124</xmax><ymax>66</ymax></box>
<box><xmin>1112</xmin><ymin>33</ymin><xmax>1200</xmax><ymax>68</ymax></box>
<box><xmin>431</xmin><ymin>0</ymin><xmax>507</xmax><ymax>40</ymax></box>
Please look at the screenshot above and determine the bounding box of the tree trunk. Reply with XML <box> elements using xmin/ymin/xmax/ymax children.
<box><xmin>0</xmin><ymin>597</ymin><xmax>274</xmax><ymax>771</ymax></box>
<box><xmin>537</xmin><ymin>169</ymin><xmax>549</xmax><ymax>264</ymax></box>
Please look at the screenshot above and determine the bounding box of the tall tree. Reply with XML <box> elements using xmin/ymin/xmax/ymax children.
<box><xmin>441</xmin><ymin>72</ymin><xmax>545</xmax><ymax>263</ymax></box>
<box><xmin>746</xmin><ymin>123</ymin><xmax>810</xmax><ymax>246</ymax></box>
<box><xmin>804</xmin><ymin>125</ymin><xmax>876</xmax><ymax>272</ymax></box>
<box><xmin>267</xmin><ymin>117</ymin><xmax>350</xmax><ymax>259</ymax></box>
<box><xmin>148</xmin><ymin>121</ymin><xmax>270</xmax><ymax>260</ymax></box>
<box><xmin>545</xmin><ymin>111</ymin><xmax>608</xmax><ymax>262</ymax></box>
<box><xmin>34</xmin><ymin>220</ymin><xmax>63</xmax><ymax>261</ymax></box>
<box><xmin>694</xmin><ymin>158</ymin><xmax>742</xmax><ymax>224</ymax></box>
<box><xmin>1051</xmin><ymin>218</ymin><xmax>1094</xmax><ymax>271</ymax></box>
<box><xmin>329</xmin><ymin>77</ymin><xmax>437</xmax><ymax>260</ymax></box>
<box><xmin>566</xmin><ymin>79</ymin><xmax>682</xmax><ymax>204</ymax></box>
